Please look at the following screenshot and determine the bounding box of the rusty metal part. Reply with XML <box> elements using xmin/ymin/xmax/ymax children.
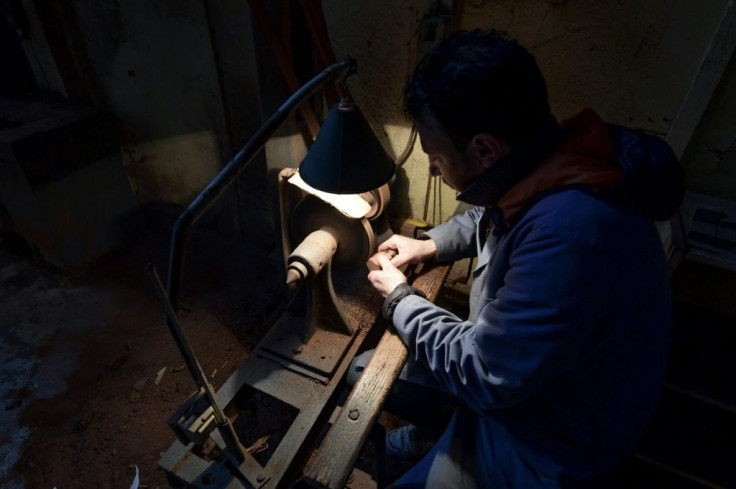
<box><xmin>160</xmin><ymin>315</ymin><xmax>373</xmax><ymax>489</ymax></box>
<box><xmin>291</xmin><ymin>196</ymin><xmax>375</xmax><ymax>271</ymax></box>
<box><xmin>260</xmin><ymin>256</ymin><xmax>355</xmax><ymax>379</ymax></box>
<box><xmin>365</xmin><ymin>248</ymin><xmax>398</xmax><ymax>271</ymax></box>
<box><xmin>275</xmin><ymin>229</ymin><xmax>354</xmax><ymax>372</ymax></box>
<box><xmin>159</xmin><ymin>273</ymin><xmax>384</xmax><ymax>489</ymax></box>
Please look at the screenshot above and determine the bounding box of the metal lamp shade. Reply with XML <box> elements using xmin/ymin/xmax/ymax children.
<box><xmin>299</xmin><ymin>104</ymin><xmax>395</xmax><ymax>194</ymax></box>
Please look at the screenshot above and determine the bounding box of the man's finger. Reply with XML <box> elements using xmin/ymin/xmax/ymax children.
<box><xmin>366</xmin><ymin>270</ymin><xmax>379</xmax><ymax>284</ymax></box>
<box><xmin>376</xmin><ymin>253</ymin><xmax>394</xmax><ymax>267</ymax></box>
<box><xmin>390</xmin><ymin>253</ymin><xmax>408</xmax><ymax>268</ymax></box>
<box><xmin>378</xmin><ymin>241</ymin><xmax>398</xmax><ymax>253</ymax></box>
<box><xmin>367</xmin><ymin>249</ymin><xmax>398</xmax><ymax>271</ymax></box>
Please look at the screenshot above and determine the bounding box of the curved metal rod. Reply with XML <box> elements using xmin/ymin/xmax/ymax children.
<box><xmin>147</xmin><ymin>264</ymin><xmax>249</xmax><ymax>463</ymax></box>
<box><xmin>166</xmin><ymin>57</ymin><xmax>357</xmax><ymax>309</ymax></box>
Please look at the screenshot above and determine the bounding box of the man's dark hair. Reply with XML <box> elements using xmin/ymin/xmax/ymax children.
<box><xmin>405</xmin><ymin>29</ymin><xmax>552</xmax><ymax>149</ymax></box>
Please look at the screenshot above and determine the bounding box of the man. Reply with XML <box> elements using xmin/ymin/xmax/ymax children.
<box><xmin>365</xmin><ymin>29</ymin><xmax>683</xmax><ymax>488</ymax></box>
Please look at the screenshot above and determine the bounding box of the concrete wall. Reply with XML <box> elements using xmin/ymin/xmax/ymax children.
<box><xmin>324</xmin><ymin>0</ymin><xmax>732</xmax><ymax>223</ymax></box>
<box><xmin>71</xmin><ymin>0</ymin><xmax>250</xmax><ymax>207</ymax></box>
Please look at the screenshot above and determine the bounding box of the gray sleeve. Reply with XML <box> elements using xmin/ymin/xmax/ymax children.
<box><xmin>422</xmin><ymin>206</ymin><xmax>484</xmax><ymax>262</ymax></box>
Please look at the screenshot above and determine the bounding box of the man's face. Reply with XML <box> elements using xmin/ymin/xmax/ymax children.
<box><xmin>415</xmin><ymin>112</ymin><xmax>489</xmax><ymax>193</ymax></box>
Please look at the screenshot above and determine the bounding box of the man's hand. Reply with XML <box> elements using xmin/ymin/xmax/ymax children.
<box><xmin>378</xmin><ymin>235</ymin><xmax>437</xmax><ymax>268</ymax></box>
<box><xmin>367</xmin><ymin>253</ymin><xmax>408</xmax><ymax>297</ymax></box>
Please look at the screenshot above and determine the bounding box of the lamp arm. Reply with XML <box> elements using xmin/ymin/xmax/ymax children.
<box><xmin>166</xmin><ymin>56</ymin><xmax>356</xmax><ymax>309</ymax></box>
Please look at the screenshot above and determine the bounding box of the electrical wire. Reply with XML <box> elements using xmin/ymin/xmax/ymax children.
<box><xmin>423</xmin><ymin>175</ymin><xmax>434</xmax><ymax>222</ymax></box>
<box><xmin>395</xmin><ymin>122</ymin><xmax>418</xmax><ymax>168</ymax></box>
<box><xmin>418</xmin><ymin>0</ymin><xmax>463</xmax><ymax>223</ymax></box>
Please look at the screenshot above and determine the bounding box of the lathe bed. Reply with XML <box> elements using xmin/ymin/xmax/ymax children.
<box><xmin>159</xmin><ymin>262</ymin><xmax>450</xmax><ymax>489</ymax></box>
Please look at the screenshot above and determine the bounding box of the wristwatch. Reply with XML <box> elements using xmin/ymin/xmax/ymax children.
<box><xmin>382</xmin><ymin>283</ymin><xmax>427</xmax><ymax>320</ymax></box>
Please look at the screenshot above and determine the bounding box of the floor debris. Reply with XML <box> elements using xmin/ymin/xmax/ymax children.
<box><xmin>132</xmin><ymin>378</ymin><xmax>148</xmax><ymax>392</ymax></box>
<box><xmin>154</xmin><ymin>367</ymin><xmax>166</xmax><ymax>386</ymax></box>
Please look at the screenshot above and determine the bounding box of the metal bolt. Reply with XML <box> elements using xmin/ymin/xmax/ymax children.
<box><xmin>293</xmin><ymin>345</ymin><xmax>303</xmax><ymax>354</ymax></box>
<box><xmin>348</xmin><ymin>409</ymin><xmax>360</xmax><ymax>420</ymax></box>
<box><xmin>256</xmin><ymin>473</ymin><xmax>266</xmax><ymax>482</ymax></box>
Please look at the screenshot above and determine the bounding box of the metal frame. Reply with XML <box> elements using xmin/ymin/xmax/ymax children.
<box><xmin>159</xmin><ymin>303</ymin><xmax>375</xmax><ymax>488</ymax></box>
<box><xmin>157</xmin><ymin>58</ymin><xmax>370</xmax><ymax>489</ymax></box>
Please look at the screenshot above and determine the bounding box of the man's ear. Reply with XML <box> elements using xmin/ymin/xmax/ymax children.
<box><xmin>470</xmin><ymin>134</ymin><xmax>510</xmax><ymax>169</ymax></box>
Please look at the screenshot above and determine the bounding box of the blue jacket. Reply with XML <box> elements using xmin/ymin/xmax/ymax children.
<box><xmin>389</xmin><ymin>110</ymin><xmax>681</xmax><ymax>488</ymax></box>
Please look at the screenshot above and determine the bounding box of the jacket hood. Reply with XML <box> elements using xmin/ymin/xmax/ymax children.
<box><xmin>606</xmin><ymin>121</ymin><xmax>684</xmax><ymax>221</ymax></box>
<box><xmin>458</xmin><ymin>108</ymin><xmax>684</xmax><ymax>230</ymax></box>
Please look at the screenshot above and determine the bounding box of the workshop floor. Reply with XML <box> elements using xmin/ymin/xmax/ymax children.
<box><xmin>1</xmin><ymin>222</ymin><xmax>735</xmax><ymax>489</ymax></box>
<box><xmin>0</xmin><ymin>225</ymin><xmax>288</xmax><ymax>489</ymax></box>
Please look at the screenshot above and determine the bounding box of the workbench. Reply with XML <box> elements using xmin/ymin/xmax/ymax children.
<box><xmin>159</xmin><ymin>261</ymin><xmax>451</xmax><ymax>489</ymax></box>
